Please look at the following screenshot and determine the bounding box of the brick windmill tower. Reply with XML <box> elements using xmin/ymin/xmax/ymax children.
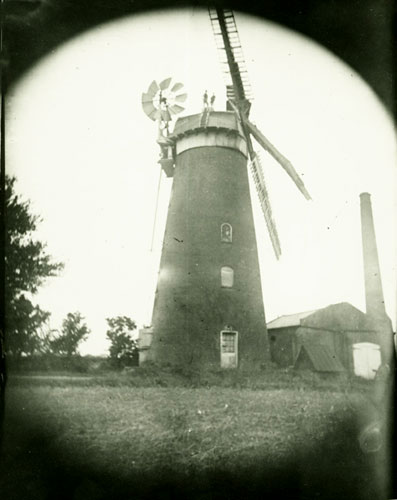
<box><xmin>139</xmin><ymin>9</ymin><xmax>311</xmax><ymax>370</ymax></box>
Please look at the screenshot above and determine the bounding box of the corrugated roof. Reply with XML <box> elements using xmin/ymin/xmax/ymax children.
<box><xmin>296</xmin><ymin>344</ymin><xmax>345</xmax><ymax>372</ymax></box>
<box><xmin>267</xmin><ymin>310</ymin><xmax>317</xmax><ymax>329</ymax></box>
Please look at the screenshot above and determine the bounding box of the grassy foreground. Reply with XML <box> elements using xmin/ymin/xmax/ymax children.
<box><xmin>0</xmin><ymin>369</ymin><xmax>390</xmax><ymax>500</ymax></box>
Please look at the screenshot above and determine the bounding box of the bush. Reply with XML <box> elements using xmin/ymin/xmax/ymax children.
<box><xmin>106</xmin><ymin>316</ymin><xmax>138</xmax><ymax>369</ymax></box>
<box><xmin>6</xmin><ymin>354</ymin><xmax>102</xmax><ymax>373</ymax></box>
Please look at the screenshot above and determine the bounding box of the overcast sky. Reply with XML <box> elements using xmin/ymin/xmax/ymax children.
<box><xmin>7</xmin><ymin>8</ymin><xmax>396</xmax><ymax>355</ymax></box>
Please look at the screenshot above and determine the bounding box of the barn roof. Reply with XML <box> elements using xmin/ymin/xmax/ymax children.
<box><xmin>296</xmin><ymin>344</ymin><xmax>345</xmax><ymax>372</ymax></box>
<box><xmin>267</xmin><ymin>302</ymin><xmax>371</xmax><ymax>331</ymax></box>
<box><xmin>267</xmin><ymin>310</ymin><xmax>317</xmax><ymax>329</ymax></box>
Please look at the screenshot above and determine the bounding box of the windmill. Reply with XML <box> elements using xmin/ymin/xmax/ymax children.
<box><xmin>139</xmin><ymin>9</ymin><xmax>311</xmax><ymax>370</ymax></box>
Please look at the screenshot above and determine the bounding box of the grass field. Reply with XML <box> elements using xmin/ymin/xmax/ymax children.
<box><xmin>0</xmin><ymin>369</ymin><xmax>391</xmax><ymax>500</ymax></box>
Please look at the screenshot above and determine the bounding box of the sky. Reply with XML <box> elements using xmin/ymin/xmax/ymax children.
<box><xmin>6</xmin><ymin>8</ymin><xmax>396</xmax><ymax>355</ymax></box>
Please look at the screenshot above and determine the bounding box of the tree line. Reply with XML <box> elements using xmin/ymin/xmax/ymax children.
<box><xmin>3</xmin><ymin>176</ymin><xmax>139</xmax><ymax>370</ymax></box>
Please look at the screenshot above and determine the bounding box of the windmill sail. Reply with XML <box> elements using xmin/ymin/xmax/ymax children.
<box><xmin>208</xmin><ymin>8</ymin><xmax>253</xmax><ymax>106</ymax></box>
<box><xmin>250</xmin><ymin>153</ymin><xmax>282</xmax><ymax>259</ymax></box>
<box><xmin>168</xmin><ymin>104</ymin><xmax>185</xmax><ymax>115</ymax></box>
<box><xmin>171</xmin><ymin>82</ymin><xmax>184</xmax><ymax>92</ymax></box>
<box><xmin>141</xmin><ymin>97</ymin><xmax>162</xmax><ymax>121</ymax></box>
<box><xmin>148</xmin><ymin>80</ymin><xmax>160</xmax><ymax>97</ymax></box>
<box><xmin>243</xmin><ymin>117</ymin><xmax>312</xmax><ymax>201</ymax></box>
<box><xmin>159</xmin><ymin>77</ymin><xmax>172</xmax><ymax>90</ymax></box>
<box><xmin>209</xmin><ymin>7</ymin><xmax>311</xmax><ymax>258</ymax></box>
<box><xmin>175</xmin><ymin>93</ymin><xmax>188</xmax><ymax>103</ymax></box>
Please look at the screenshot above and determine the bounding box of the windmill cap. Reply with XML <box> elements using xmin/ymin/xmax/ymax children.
<box><xmin>171</xmin><ymin>111</ymin><xmax>248</xmax><ymax>158</ymax></box>
<box><xmin>172</xmin><ymin>111</ymin><xmax>244</xmax><ymax>137</ymax></box>
<box><xmin>360</xmin><ymin>192</ymin><xmax>371</xmax><ymax>199</ymax></box>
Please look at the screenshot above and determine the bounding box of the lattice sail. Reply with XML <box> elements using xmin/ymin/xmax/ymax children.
<box><xmin>250</xmin><ymin>152</ymin><xmax>282</xmax><ymax>259</ymax></box>
<box><xmin>208</xmin><ymin>8</ymin><xmax>253</xmax><ymax>104</ymax></box>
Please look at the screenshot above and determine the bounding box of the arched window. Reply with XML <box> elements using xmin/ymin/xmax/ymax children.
<box><xmin>220</xmin><ymin>223</ymin><xmax>232</xmax><ymax>243</ymax></box>
<box><xmin>221</xmin><ymin>266</ymin><xmax>234</xmax><ymax>288</ymax></box>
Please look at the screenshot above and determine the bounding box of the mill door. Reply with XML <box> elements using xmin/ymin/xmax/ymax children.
<box><xmin>220</xmin><ymin>331</ymin><xmax>238</xmax><ymax>368</ymax></box>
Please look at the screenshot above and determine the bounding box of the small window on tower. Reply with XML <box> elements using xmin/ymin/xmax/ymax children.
<box><xmin>221</xmin><ymin>223</ymin><xmax>232</xmax><ymax>243</ymax></box>
<box><xmin>221</xmin><ymin>266</ymin><xmax>234</xmax><ymax>288</ymax></box>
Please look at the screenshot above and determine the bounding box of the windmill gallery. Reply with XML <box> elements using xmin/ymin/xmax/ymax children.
<box><xmin>138</xmin><ymin>9</ymin><xmax>393</xmax><ymax>375</ymax></box>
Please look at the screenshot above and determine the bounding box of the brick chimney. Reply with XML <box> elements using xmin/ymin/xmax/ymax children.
<box><xmin>359</xmin><ymin>192</ymin><xmax>393</xmax><ymax>363</ymax></box>
<box><xmin>360</xmin><ymin>193</ymin><xmax>386</xmax><ymax>319</ymax></box>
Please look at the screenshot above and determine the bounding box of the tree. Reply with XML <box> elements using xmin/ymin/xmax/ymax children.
<box><xmin>106</xmin><ymin>316</ymin><xmax>138</xmax><ymax>368</ymax></box>
<box><xmin>6</xmin><ymin>295</ymin><xmax>51</xmax><ymax>357</ymax></box>
<box><xmin>4</xmin><ymin>176</ymin><xmax>63</xmax><ymax>358</ymax></box>
<box><xmin>50</xmin><ymin>312</ymin><xmax>90</xmax><ymax>357</ymax></box>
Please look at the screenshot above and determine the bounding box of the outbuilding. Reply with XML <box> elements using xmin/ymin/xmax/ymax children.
<box><xmin>267</xmin><ymin>302</ymin><xmax>378</xmax><ymax>373</ymax></box>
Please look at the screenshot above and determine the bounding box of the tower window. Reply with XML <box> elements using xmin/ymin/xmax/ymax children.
<box><xmin>221</xmin><ymin>223</ymin><xmax>232</xmax><ymax>243</ymax></box>
<box><xmin>221</xmin><ymin>266</ymin><xmax>234</xmax><ymax>288</ymax></box>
